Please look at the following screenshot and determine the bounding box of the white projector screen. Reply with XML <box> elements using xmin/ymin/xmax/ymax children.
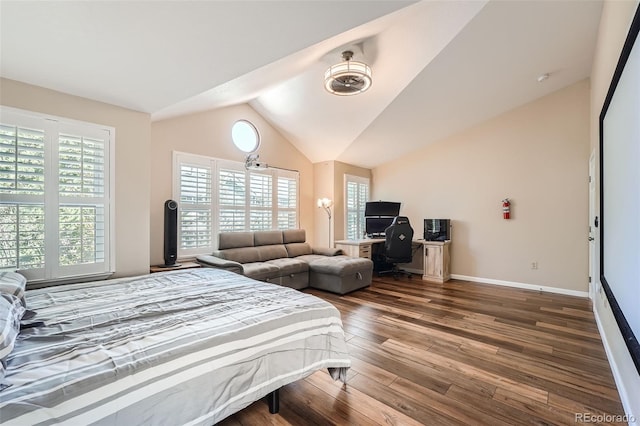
<box><xmin>600</xmin><ymin>4</ymin><xmax>640</xmax><ymax>375</ymax></box>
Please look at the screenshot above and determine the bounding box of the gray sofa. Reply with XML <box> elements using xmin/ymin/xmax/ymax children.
<box><xmin>196</xmin><ymin>229</ymin><xmax>372</xmax><ymax>294</ymax></box>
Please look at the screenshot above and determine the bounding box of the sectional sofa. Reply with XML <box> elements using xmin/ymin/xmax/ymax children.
<box><xmin>196</xmin><ymin>229</ymin><xmax>372</xmax><ymax>295</ymax></box>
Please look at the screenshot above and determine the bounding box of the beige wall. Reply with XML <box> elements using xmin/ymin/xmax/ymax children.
<box><xmin>150</xmin><ymin>104</ymin><xmax>314</xmax><ymax>265</ymax></box>
<box><xmin>313</xmin><ymin>160</ymin><xmax>371</xmax><ymax>247</ymax></box>
<box><xmin>373</xmin><ymin>79</ymin><xmax>590</xmax><ymax>293</ymax></box>
<box><xmin>0</xmin><ymin>78</ymin><xmax>151</xmax><ymax>278</ymax></box>
<box><xmin>314</xmin><ymin>161</ymin><xmax>334</xmax><ymax>247</ymax></box>
<box><xmin>589</xmin><ymin>0</ymin><xmax>640</xmax><ymax>415</ymax></box>
<box><xmin>334</xmin><ymin>161</ymin><xmax>371</xmax><ymax>242</ymax></box>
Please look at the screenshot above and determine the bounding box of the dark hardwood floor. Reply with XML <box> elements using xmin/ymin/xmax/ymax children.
<box><xmin>219</xmin><ymin>276</ymin><xmax>625</xmax><ymax>425</ymax></box>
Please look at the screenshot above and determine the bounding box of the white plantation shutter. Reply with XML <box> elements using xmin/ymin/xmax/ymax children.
<box><xmin>0</xmin><ymin>107</ymin><xmax>113</xmax><ymax>282</ymax></box>
<box><xmin>277</xmin><ymin>173</ymin><xmax>298</xmax><ymax>229</ymax></box>
<box><xmin>173</xmin><ymin>153</ymin><xmax>299</xmax><ymax>257</ymax></box>
<box><xmin>0</xmin><ymin>121</ymin><xmax>46</xmax><ymax>273</ymax></box>
<box><xmin>218</xmin><ymin>167</ymin><xmax>246</xmax><ymax>232</ymax></box>
<box><xmin>249</xmin><ymin>172</ymin><xmax>272</xmax><ymax>231</ymax></box>
<box><xmin>58</xmin><ymin>133</ymin><xmax>105</xmax><ymax>197</ymax></box>
<box><xmin>179</xmin><ymin>164</ymin><xmax>212</xmax><ymax>251</ymax></box>
<box><xmin>345</xmin><ymin>174</ymin><xmax>369</xmax><ymax>240</ymax></box>
<box><xmin>57</xmin><ymin>126</ymin><xmax>109</xmax><ymax>276</ymax></box>
<box><xmin>0</xmin><ymin>204</ymin><xmax>45</xmax><ymax>271</ymax></box>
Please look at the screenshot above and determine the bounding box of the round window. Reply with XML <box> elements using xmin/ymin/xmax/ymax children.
<box><xmin>231</xmin><ymin>120</ymin><xmax>260</xmax><ymax>153</ymax></box>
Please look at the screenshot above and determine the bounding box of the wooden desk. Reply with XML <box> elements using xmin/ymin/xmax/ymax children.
<box><xmin>334</xmin><ymin>238</ymin><xmax>384</xmax><ymax>259</ymax></box>
<box><xmin>335</xmin><ymin>239</ymin><xmax>451</xmax><ymax>283</ymax></box>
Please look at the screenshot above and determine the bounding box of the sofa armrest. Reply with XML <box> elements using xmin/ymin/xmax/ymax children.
<box><xmin>196</xmin><ymin>255</ymin><xmax>244</xmax><ymax>274</ymax></box>
<box><xmin>312</xmin><ymin>247</ymin><xmax>343</xmax><ymax>256</ymax></box>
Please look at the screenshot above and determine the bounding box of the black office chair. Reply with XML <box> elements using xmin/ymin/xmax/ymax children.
<box><xmin>379</xmin><ymin>216</ymin><xmax>414</xmax><ymax>279</ymax></box>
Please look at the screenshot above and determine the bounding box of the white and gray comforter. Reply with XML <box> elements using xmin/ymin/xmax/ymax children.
<box><xmin>0</xmin><ymin>268</ymin><xmax>350</xmax><ymax>425</ymax></box>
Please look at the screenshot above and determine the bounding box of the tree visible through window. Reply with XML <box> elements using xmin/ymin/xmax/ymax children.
<box><xmin>0</xmin><ymin>107</ymin><xmax>113</xmax><ymax>282</ymax></box>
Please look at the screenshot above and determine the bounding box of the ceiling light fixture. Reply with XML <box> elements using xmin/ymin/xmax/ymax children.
<box><xmin>324</xmin><ymin>50</ymin><xmax>372</xmax><ymax>96</ymax></box>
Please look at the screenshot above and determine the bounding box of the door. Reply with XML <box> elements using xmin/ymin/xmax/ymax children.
<box><xmin>589</xmin><ymin>150</ymin><xmax>596</xmax><ymax>300</ymax></box>
<box><xmin>423</xmin><ymin>243</ymin><xmax>443</xmax><ymax>279</ymax></box>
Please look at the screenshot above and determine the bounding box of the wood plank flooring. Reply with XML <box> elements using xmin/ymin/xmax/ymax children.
<box><xmin>218</xmin><ymin>276</ymin><xmax>625</xmax><ymax>425</ymax></box>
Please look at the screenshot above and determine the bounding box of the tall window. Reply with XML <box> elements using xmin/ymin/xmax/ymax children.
<box><xmin>0</xmin><ymin>107</ymin><xmax>113</xmax><ymax>282</ymax></box>
<box><xmin>344</xmin><ymin>174</ymin><xmax>369</xmax><ymax>240</ymax></box>
<box><xmin>174</xmin><ymin>152</ymin><xmax>299</xmax><ymax>257</ymax></box>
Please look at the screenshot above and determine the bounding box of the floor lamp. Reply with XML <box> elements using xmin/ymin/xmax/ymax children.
<box><xmin>317</xmin><ymin>197</ymin><xmax>333</xmax><ymax>247</ymax></box>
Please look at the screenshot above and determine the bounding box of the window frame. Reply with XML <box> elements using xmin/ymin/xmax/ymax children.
<box><xmin>344</xmin><ymin>174</ymin><xmax>370</xmax><ymax>240</ymax></box>
<box><xmin>173</xmin><ymin>151</ymin><xmax>299</xmax><ymax>258</ymax></box>
<box><xmin>0</xmin><ymin>106</ymin><xmax>115</xmax><ymax>283</ymax></box>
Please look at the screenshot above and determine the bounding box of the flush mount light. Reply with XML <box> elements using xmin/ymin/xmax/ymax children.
<box><xmin>324</xmin><ymin>50</ymin><xmax>372</xmax><ymax>96</ymax></box>
<box><xmin>231</xmin><ymin>119</ymin><xmax>260</xmax><ymax>153</ymax></box>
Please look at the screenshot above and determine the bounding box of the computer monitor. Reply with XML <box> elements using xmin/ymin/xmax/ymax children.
<box><xmin>424</xmin><ymin>219</ymin><xmax>451</xmax><ymax>241</ymax></box>
<box><xmin>364</xmin><ymin>201</ymin><xmax>401</xmax><ymax>217</ymax></box>
<box><xmin>365</xmin><ymin>216</ymin><xmax>395</xmax><ymax>238</ymax></box>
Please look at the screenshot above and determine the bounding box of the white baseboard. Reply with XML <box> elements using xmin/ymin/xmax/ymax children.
<box><xmin>593</xmin><ymin>304</ymin><xmax>638</xmax><ymax>424</ymax></box>
<box><xmin>450</xmin><ymin>274</ymin><xmax>589</xmax><ymax>298</ymax></box>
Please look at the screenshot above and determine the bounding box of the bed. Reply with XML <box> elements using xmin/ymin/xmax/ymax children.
<box><xmin>0</xmin><ymin>268</ymin><xmax>350</xmax><ymax>425</ymax></box>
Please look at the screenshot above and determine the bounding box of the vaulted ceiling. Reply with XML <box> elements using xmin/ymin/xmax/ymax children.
<box><xmin>0</xmin><ymin>0</ymin><xmax>603</xmax><ymax>168</ymax></box>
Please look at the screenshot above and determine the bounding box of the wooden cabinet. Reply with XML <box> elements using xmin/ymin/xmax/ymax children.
<box><xmin>335</xmin><ymin>239</ymin><xmax>381</xmax><ymax>259</ymax></box>
<box><xmin>422</xmin><ymin>241</ymin><xmax>451</xmax><ymax>283</ymax></box>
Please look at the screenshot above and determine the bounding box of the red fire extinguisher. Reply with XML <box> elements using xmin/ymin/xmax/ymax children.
<box><xmin>502</xmin><ymin>198</ymin><xmax>511</xmax><ymax>220</ymax></box>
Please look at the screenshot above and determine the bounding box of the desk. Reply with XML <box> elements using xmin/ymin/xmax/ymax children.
<box><xmin>335</xmin><ymin>239</ymin><xmax>451</xmax><ymax>283</ymax></box>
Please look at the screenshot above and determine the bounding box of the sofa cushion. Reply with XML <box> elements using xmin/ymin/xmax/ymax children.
<box><xmin>242</xmin><ymin>262</ymin><xmax>280</xmax><ymax>281</ymax></box>
<box><xmin>219</xmin><ymin>232</ymin><xmax>254</xmax><ymax>250</ymax></box>
<box><xmin>306</xmin><ymin>255</ymin><xmax>373</xmax><ymax>277</ymax></box>
<box><xmin>265</xmin><ymin>258</ymin><xmax>309</xmax><ymax>275</ymax></box>
<box><xmin>294</xmin><ymin>254</ymin><xmax>332</xmax><ymax>264</ymax></box>
<box><xmin>285</xmin><ymin>242</ymin><xmax>312</xmax><ymax>258</ymax></box>
<box><xmin>256</xmin><ymin>245</ymin><xmax>288</xmax><ymax>261</ymax></box>
<box><xmin>312</xmin><ymin>247</ymin><xmax>343</xmax><ymax>256</ymax></box>
<box><xmin>254</xmin><ymin>231</ymin><xmax>283</xmax><ymax>246</ymax></box>
<box><xmin>282</xmin><ymin>229</ymin><xmax>306</xmax><ymax>244</ymax></box>
<box><xmin>214</xmin><ymin>247</ymin><xmax>261</xmax><ymax>264</ymax></box>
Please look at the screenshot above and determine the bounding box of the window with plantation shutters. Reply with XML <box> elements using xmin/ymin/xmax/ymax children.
<box><xmin>249</xmin><ymin>172</ymin><xmax>272</xmax><ymax>231</ymax></box>
<box><xmin>218</xmin><ymin>168</ymin><xmax>246</xmax><ymax>232</ymax></box>
<box><xmin>173</xmin><ymin>152</ymin><xmax>299</xmax><ymax>257</ymax></box>
<box><xmin>345</xmin><ymin>174</ymin><xmax>369</xmax><ymax>240</ymax></box>
<box><xmin>0</xmin><ymin>122</ymin><xmax>45</xmax><ymax>272</ymax></box>
<box><xmin>0</xmin><ymin>107</ymin><xmax>113</xmax><ymax>282</ymax></box>
<box><xmin>179</xmin><ymin>163</ymin><xmax>212</xmax><ymax>253</ymax></box>
<box><xmin>277</xmin><ymin>174</ymin><xmax>297</xmax><ymax>230</ymax></box>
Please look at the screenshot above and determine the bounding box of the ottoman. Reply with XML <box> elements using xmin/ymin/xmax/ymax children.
<box><xmin>307</xmin><ymin>255</ymin><xmax>373</xmax><ymax>295</ymax></box>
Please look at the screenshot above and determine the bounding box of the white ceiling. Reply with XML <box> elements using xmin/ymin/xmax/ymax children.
<box><xmin>0</xmin><ymin>0</ymin><xmax>603</xmax><ymax>169</ymax></box>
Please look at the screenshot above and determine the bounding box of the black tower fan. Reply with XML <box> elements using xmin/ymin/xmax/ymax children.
<box><xmin>163</xmin><ymin>200</ymin><xmax>180</xmax><ymax>267</ymax></box>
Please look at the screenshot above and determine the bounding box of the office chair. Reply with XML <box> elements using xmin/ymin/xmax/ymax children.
<box><xmin>379</xmin><ymin>216</ymin><xmax>414</xmax><ymax>279</ymax></box>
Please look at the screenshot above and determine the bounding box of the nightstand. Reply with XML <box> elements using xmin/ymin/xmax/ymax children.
<box><xmin>150</xmin><ymin>261</ymin><xmax>201</xmax><ymax>273</ymax></box>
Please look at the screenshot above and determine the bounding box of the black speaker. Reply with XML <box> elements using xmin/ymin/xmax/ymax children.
<box><xmin>163</xmin><ymin>199</ymin><xmax>180</xmax><ymax>267</ymax></box>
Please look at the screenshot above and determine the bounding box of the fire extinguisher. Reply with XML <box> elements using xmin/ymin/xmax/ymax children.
<box><xmin>502</xmin><ymin>198</ymin><xmax>511</xmax><ymax>220</ymax></box>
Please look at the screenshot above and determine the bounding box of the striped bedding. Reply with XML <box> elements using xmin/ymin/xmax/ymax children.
<box><xmin>0</xmin><ymin>268</ymin><xmax>350</xmax><ymax>425</ymax></box>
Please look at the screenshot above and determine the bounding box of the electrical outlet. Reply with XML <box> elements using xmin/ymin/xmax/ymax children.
<box><xmin>531</xmin><ymin>261</ymin><xmax>538</xmax><ymax>270</ymax></box>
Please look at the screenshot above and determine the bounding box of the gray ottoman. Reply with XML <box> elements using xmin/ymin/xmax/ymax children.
<box><xmin>307</xmin><ymin>256</ymin><xmax>373</xmax><ymax>295</ymax></box>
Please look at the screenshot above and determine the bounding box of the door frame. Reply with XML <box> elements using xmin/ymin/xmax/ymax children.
<box><xmin>588</xmin><ymin>149</ymin><xmax>596</xmax><ymax>300</ymax></box>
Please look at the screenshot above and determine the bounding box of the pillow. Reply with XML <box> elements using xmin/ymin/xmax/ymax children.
<box><xmin>285</xmin><ymin>242</ymin><xmax>312</xmax><ymax>258</ymax></box>
<box><xmin>0</xmin><ymin>294</ymin><xmax>25</xmax><ymax>381</ymax></box>
<box><xmin>0</xmin><ymin>271</ymin><xmax>27</xmax><ymax>309</ymax></box>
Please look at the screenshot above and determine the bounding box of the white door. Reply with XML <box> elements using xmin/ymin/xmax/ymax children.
<box><xmin>589</xmin><ymin>150</ymin><xmax>596</xmax><ymax>300</ymax></box>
